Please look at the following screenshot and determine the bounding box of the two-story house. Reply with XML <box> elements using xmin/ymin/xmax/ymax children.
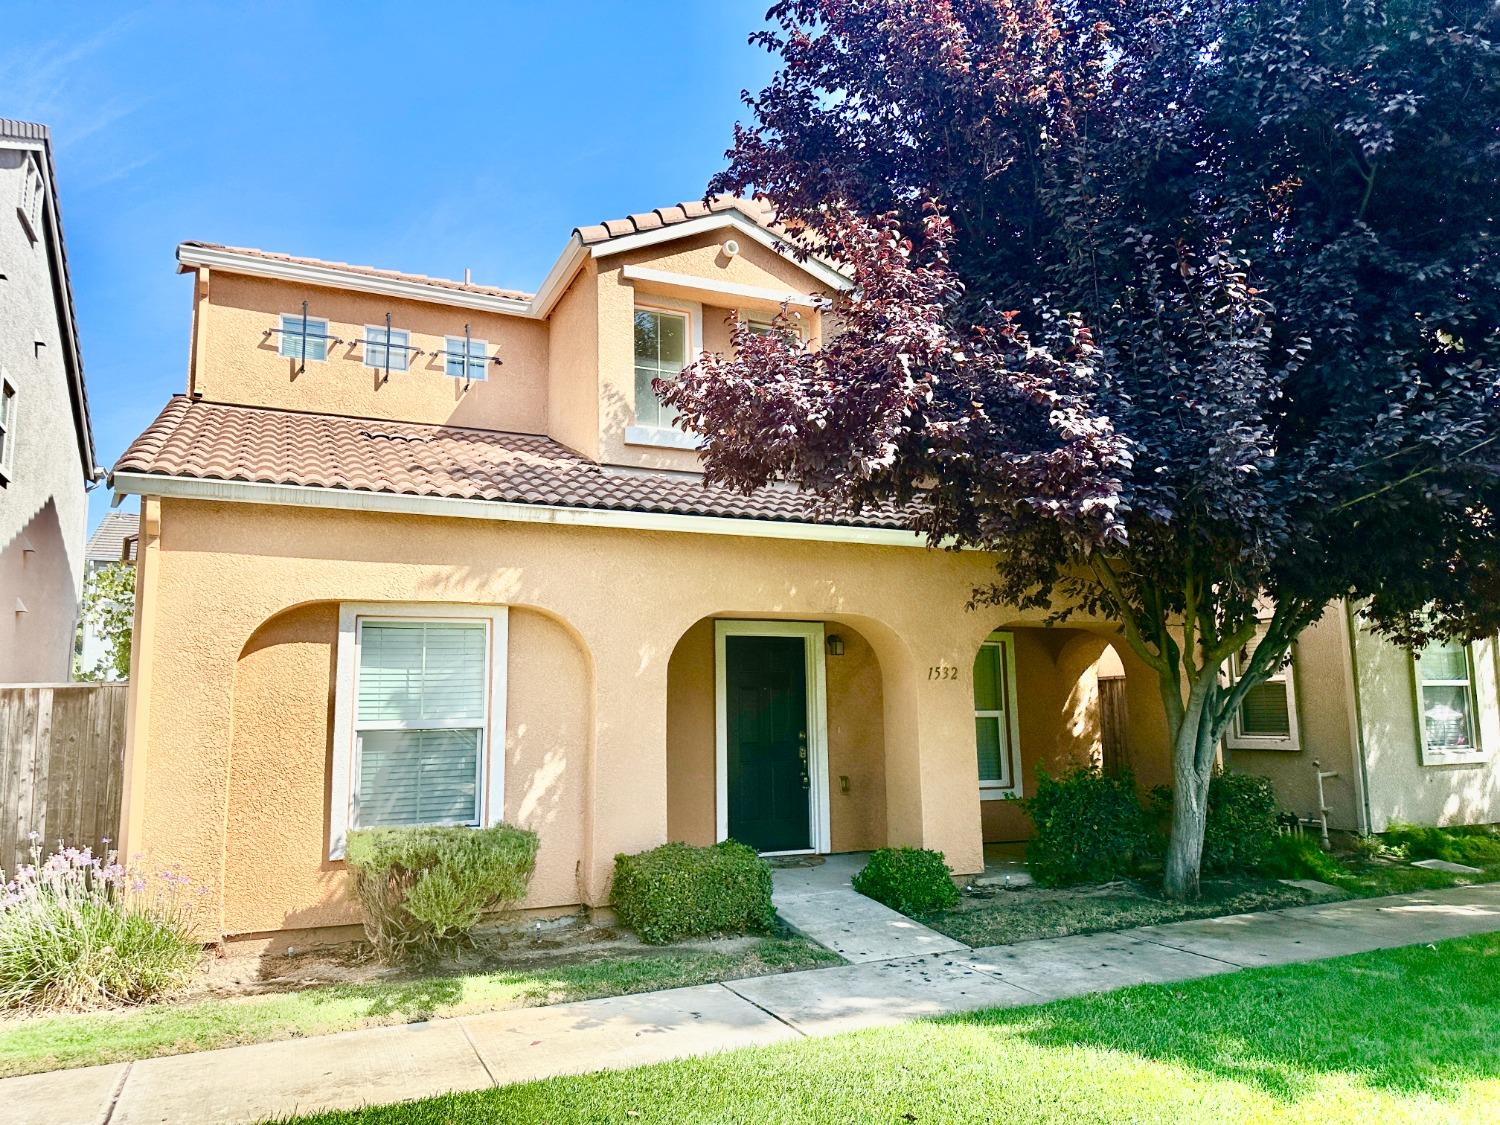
<box><xmin>112</xmin><ymin>197</ymin><xmax>1500</xmax><ymax>949</ymax></box>
<box><xmin>0</xmin><ymin>119</ymin><xmax>98</xmax><ymax>684</ymax></box>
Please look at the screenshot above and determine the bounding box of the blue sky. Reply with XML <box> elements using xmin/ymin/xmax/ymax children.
<box><xmin>2</xmin><ymin>1</ymin><xmax>778</xmax><ymax>532</ymax></box>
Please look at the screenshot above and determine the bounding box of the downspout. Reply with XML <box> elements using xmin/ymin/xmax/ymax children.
<box><xmin>1340</xmin><ymin>600</ymin><xmax>1374</xmax><ymax>834</ymax></box>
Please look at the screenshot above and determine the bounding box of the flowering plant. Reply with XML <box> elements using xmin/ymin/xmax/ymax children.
<box><xmin>0</xmin><ymin>835</ymin><xmax>202</xmax><ymax>1010</ymax></box>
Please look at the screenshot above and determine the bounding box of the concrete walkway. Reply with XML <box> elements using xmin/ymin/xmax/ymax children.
<box><xmin>770</xmin><ymin>854</ymin><xmax>967</xmax><ymax>962</ymax></box>
<box><xmin>9</xmin><ymin>883</ymin><xmax>1500</xmax><ymax>1125</ymax></box>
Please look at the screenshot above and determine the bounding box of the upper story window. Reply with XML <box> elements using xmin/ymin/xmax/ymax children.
<box><xmin>445</xmin><ymin>336</ymin><xmax>488</xmax><ymax>381</ymax></box>
<box><xmin>16</xmin><ymin>153</ymin><xmax>43</xmax><ymax>242</ymax></box>
<box><xmin>1414</xmin><ymin>640</ymin><xmax>1483</xmax><ymax>764</ymax></box>
<box><xmin>0</xmin><ymin>376</ymin><xmax>16</xmax><ymax>484</ymax></box>
<box><xmin>279</xmin><ymin>313</ymin><xmax>330</xmax><ymax>362</ymax></box>
<box><xmin>1226</xmin><ymin>626</ymin><xmax>1299</xmax><ymax>751</ymax></box>
<box><xmin>633</xmin><ymin>307</ymin><xmax>687</xmax><ymax>429</ymax></box>
<box><xmin>364</xmin><ymin>325</ymin><xmax>411</xmax><ymax>373</ymax></box>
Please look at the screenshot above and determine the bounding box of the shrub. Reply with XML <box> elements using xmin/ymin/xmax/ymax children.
<box><xmin>346</xmin><ymin>824</ymin><xmax>539</xmax><ymax>964</ymax></box>
<box><xmin>1258</xmin><ymin>833</ymin><xmax>1347</xmax><ymax>882</ymax></box>
<box><xmin>1020</xmin><ymin>767</ymin><xmax>1153</xmax><ymax>886</ymax></box>
<box><xmin>1202</xmin><ymin>771</ymin><xmax>1281</xmax><ymax>873</ymax></box>
<box><xmin>0</xmin><ymin>839</ymin><xmax>201</xmax><ymax>1010</ymax></box>
<box><xmin>612</xmin><ymin>841</ymin><xmax>775</xmax><ymax>944</ymax></box>
<box><xmin>851</xmin><ymin>847</ymin><xmax>959</xmax><ymax>915</ymax></box>
<box><xmin>1381</xmin><ymin>823</ymin><xmax>1500</xmax><ymax>868</ymax></box>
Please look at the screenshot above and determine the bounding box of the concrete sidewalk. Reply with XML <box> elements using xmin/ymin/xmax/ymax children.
<box><xmin>9</xmin><ymin>883</ymin><xmax>1500</xmax><ymax>1125</ymax></box>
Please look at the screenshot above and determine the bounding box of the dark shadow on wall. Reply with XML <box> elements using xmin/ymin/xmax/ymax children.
<box><xmin>0</xmin><ymin>497</ymin><xmax>81</xmax><ymax>681</ymax></box>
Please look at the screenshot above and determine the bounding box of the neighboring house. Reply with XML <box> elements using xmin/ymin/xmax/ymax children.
<box><xmin>0</xmin><ymin>119</ymin><xmax>98</xmax><ymax>683</ymax></box>
<box><xmin>1228</xmin><ymin>612</ymin><xmax>1500</xmax><ymax>835</ymax></box>
<box><xmin>77</xmin><ymin>510</ymin><xmax>139</xmax><ymax>677</ymax></box>
<box><xmin>110</xmin><ymin>197</ymin><xmax>1499</xmax><ymax>948</ymax></box>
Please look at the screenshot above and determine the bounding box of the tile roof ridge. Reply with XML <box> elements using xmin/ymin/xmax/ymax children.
<box><xmin>179</xmin><ymin>241</ymin><xmax>535</xmax><ymax>301</ymax></box>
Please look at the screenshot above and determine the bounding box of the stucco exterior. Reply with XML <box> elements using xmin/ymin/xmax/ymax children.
<box><xmin>115</xmin><ymin>197</ymin><xmax>1496</xmax><ymax>947</ymax></box>
<box><xmin>0</xmin><ymin>122</ymin><xmax>95</xmax><ymax>683</ymax></box>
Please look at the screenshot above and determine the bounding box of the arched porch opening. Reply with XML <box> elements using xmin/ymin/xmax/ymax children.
<box><xmin>664</xmin><ymin>612</ymin><xmax>895</xmax><ymax>856</ymax></box>
<box><xmin>968</xmin><ymin>626</ymin><xmax>1163</xmax><ymax>849</ymax></box>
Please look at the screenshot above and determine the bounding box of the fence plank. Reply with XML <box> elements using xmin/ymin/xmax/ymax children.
<box><xmin>0</xmin><ymin>684</ymin><xmax>127</xmax><ymax>875</ymax></box>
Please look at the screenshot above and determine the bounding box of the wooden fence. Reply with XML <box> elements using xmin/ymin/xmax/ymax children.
<box><xmin>0</xmin><ymin>683</ymin><xmax>128</xmax><ymax>876</ymax></box>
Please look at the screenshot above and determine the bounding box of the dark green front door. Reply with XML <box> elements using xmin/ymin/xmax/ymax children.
<box><xmin>726</xmin><ymin>634</ymin><xmax>811</xmax><ymax>852</ymax></box>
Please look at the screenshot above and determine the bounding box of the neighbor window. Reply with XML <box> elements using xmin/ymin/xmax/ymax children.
<box><xmin>445</xmin><ymin>336</ymin><xmax>488</xmax><ymax>380</ymax></box>
<box><xmin>1226</xmin><ymin>626</ymin><xmax>1299</xmax><ymax>751</ymax></box>
<box><xmin>1415</xmin><ymin>640</ymin><xmax>1481</xmax><ymax>763</ymax></box>
<box><xmin>973</xmin><ymin>632</ymin><xmax>1021</xmax><ymax>797</ymax></box>
<box><xmin>633</xmin><ymin>307</ymin><xmax>687</xmax><ymax>428</ymax></box>
<box><xmin>0</xmin><ymin>378</ymin><xmax>15</xmax><ymax>482</ymax></box>
<box><xmin>17</xmin><ymin>153</ymin><xmax>43</xmax><ymax>241</ymax></box>
<box><xmin>279</xmin><ymin>313</ymin><xmax>330</xmax><ymax>362</ymax></box>
<box><xmin>364</xmin><ymin>325</ymin><xmax>411</xmax><ymax>373</ymax></box>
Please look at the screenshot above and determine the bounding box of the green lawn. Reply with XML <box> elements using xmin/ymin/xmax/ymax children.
<box><xmin>279</xmin><ymin>934</ymin><xmax>1500</xmax><ymax>1124</ymax></box>
<box><xmin>0</xmin><ymin>937</ymin><xmax>836</xmax><ymax>1078</ymax></box>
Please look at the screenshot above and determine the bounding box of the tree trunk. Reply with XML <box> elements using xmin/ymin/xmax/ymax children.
<box><xmin>1161</xmin><ymin>683</ymin><xmax>1217</xmax><ymax>902</ymax></box>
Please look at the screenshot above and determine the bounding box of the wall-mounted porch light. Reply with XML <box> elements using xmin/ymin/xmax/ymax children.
<box><xmin>826</xmin><ymin>634</ymin><xmax>845</xmax><ymax>657</ymax></box>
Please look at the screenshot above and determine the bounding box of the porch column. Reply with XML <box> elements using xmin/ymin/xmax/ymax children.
<box><xmin>875</xmin><ymin>622</ymin><xmax>986</xmax><ymax>879</ymax></box>
<box><xmin>579</xmin><ymin>629</ymin><xmax>672</xmax><ymax>906</ymax></box>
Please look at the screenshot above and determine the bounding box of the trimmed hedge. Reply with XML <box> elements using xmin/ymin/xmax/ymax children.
<box><xmin>1021</xmin><ymin>767</ymin><xmax>1154</xmax><ymax>886</ymax></box>
<box><xmin>613</xmin><ymin>841</ymin><xmax>776</xmax><ymax>944</ymax></box>
<box><xmin>851</xmin><ymin>847</ymin><xmax>959</xmax><ymax>915</ymax></box>
<box><xmin>346</xmin><ymin>824</ymin><xmax>539</xmax><ymax>964</ymax></box>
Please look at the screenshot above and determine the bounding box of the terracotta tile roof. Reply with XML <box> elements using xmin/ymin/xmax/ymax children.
<box><xmin>573</xmin><ymin>195</ymin><xmax>780</xmax><ymax>246</ymax></box>
<box><xmin>113</xmin><ymin>398</ymin><xmax>913</xmax><ymax>532</ymax></box>
<box><xmin>179</xmin><ymin>242</ymin><xmax>535</xmax><ymax>302</ymax></box>
<box><xmin>85</xmin><ymin>511</ymin><xmax>139</xmax><ymax>564</ymax></box>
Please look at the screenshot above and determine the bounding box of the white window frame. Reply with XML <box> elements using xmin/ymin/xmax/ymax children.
<box><xmin>329</xmin><ymin>603</ymin><xmax>508</xmax><ymax>858</ymax></box>
<box><xmin>444</xmin><ymin>336</ymin><xmax>489</xmax><ymax>381</ymax></box>
<box><xmin>0</xmin><ymin>374</ymin><xmax>15</xmax><ymax>485</ymax></box>
<box><xmin>1413</xmin><ymin>640</ymin><xmax>1492</xmax><ymax>766</ymax></box>
<box><xmin>1225</xmin><ymin>631</ymin><xmax>1301</xmax><ymax>752</ymax></box>
<box><xmin>279</xmin><ymin>313</ymin><xmax>331</xmax><ymax>362</ymax></box>
<box><xmin>975</xmin><ymin>631</ymin><xmax>1023</xmax><ymax>800</ymax></box>
<box><xmin>713</xmin><ymin>619</ymin><xmax>831</xmax><ymax>855</ymax></box>
<box><xmin>626</xmin><ymin>297</ymin><xmax>703</xmax><ymax>448</ymax></box>
<box><xmin>363</xmin><ymin>324</ymin><xmax>411</xmax><ymax>373</ymax></box>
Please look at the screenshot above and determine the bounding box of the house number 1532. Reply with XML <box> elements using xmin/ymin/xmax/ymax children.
<box><xmin>927</xmin><ymin>664</ymin><xmax>960</xmax><ymax>681</ymax></box>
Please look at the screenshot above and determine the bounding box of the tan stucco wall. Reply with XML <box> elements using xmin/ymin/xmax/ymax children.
<box><xmin>189</xmin><ymin>271</ymin><xmax>549</xmax><ymax>434</ymax></box>
<box><xmin>217</xmin><ymin>600</ymin><xmax>590</xmax><ymax>937</ymax></box>
<box><xmin>664</xmin><ymin>617</ymin><xmax>887</xmax><ymax>852</ymax></box>
<box><xmin>1227</xmin><ymin>606</ymin><xmax>1364</xmax><ymax>830</ymax></box>
<box><xmin>125</xmin><ymin>496</ymin><xmax>1165</xmax><ymax>938</ymax></box>
<box><xmin>545</xmin><ymin>263</ymin><xmax>601</xmax><ymax>459</ymax></box>
<box><xmin>593</xmin><ymin>231</ymin><xmax>831</xmax><ymax>473</ymax></box>
<box><xmin>1354</xmin><ymin>623</ymin><xmax>1500</xmax><ymax>831</ymax></box>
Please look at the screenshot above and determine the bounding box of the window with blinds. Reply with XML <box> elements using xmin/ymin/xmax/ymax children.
<box><xmin>1415</xmin><ymin>640</ymin><xmax>1479</xmax><ymax>762</ymax></box>
<box><xmin>280</xmin><ymin>313</ymin><xmax>329</xmax><ymax>362</ymax></box>
<box><xmin>352</xmin><ymin>619</ymin><xmax>488</xmax><ymax>829</ymax></box>
<box><xmin>973</xmin><ymin>633</ymin><xmax>1019</xmax><ymax>795</ymax></box>
<box><xmin>1226</xmin><ymin>627</ymin><xmax>1298</xmax><ymax>750</ymax></box>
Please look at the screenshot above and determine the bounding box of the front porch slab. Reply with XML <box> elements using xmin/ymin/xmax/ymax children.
<box><xmin>771</xmin><ymin>853</ymin><xmax>968</xmax><ymax>963</ymax></box>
